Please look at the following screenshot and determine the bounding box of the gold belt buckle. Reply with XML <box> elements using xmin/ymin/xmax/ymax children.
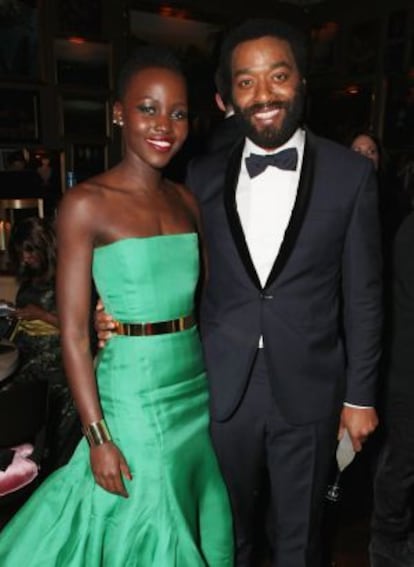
<box><xmin>115</xmin><ymin>315</ymin><xmax>193</xmax><ymax>336</ymax></box>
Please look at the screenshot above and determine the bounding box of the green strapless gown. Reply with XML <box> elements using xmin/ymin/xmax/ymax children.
<box><xmin>0</xmin><ymin>234</ymin><xmax>233</xmax><ymax>567</ymax></box>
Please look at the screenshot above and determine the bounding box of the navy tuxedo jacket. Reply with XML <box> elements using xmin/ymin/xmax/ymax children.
<box><xmin>205</xmin><ymin>115</ymin><xmax>242</xmax><ymax>154</ymax></box>
<box><xmin>186</xmin><ymin>129</ymin><xmax>383</xmax><ymax>425</ymax></box>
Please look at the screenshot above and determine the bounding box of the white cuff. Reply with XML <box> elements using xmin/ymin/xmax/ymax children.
<box><xmin>343</xmin><ymin>402</ymin><xmax>373</xmax><ymax>409</ymax></box>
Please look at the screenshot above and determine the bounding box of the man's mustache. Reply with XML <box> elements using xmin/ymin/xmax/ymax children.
<box><xmin>242</xmin><ymin>101</ymin><xmax>289</xmax><ymax>118</ymax></box>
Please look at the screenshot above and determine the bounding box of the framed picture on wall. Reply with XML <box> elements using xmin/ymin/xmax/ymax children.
<box><xmin>309</xmin><ymin>21</ymin><xmax>339</xmax><ymax>75</ymax></box>
<box><xmin>385</xmin><ymin>10</ymin><xmax>408</xmax><ymax>73</ymax></box>
<box><xmin>0</xmin><ymin>0</ymin><xmax>40</xmax><ymax>78</ymax></box>
<box><xmin>60</xmin><ymin>96</ymin><xmax>109</xmax><ymax>139</ymax></box>
<box><xmin>54</xmin><ymin>39</ymin><xmax>111</xmax><ymax>88</ymax></box>
<box><xmin>346</xmin><ymin>20</ymin><xmax>380</xmax><ymax>76</ymax></box>
<box><xmin>0</xmin><ymin>89</ymin><xmax>39</xmax><ymax>143</ymax></box>
<box><xmin>70</xmin><ymin>142</ymin><xmax>107</xmax><ymax>182</ymax></box>
<box><xmin>306</xmin><ymin>82</ymin><xmax>374</xmax><ymax>144</ymax></box>
<box><xmin>0</xmin><ymin>147</ymin><xmax>28</xmax><ymax>170</ymax></box>
<box><xmin>383</xmin><ymin>78</ymin><xmax>414</xmax><ymax>148</ymax></box>
<box><xmin>57</xmin><ymin>0</ymin><xmax>102</xmax><ymax>37</ymax></box>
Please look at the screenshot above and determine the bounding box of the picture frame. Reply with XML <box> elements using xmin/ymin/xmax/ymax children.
<box><xmin>57</xmin><ymin>0</ymin><xmax>102</xmax><ymax>37</ymax></box>
<box><xmin>0</xmin><ymin>89</ymin><xmax>40</xmax><ymax>143</ymax></box>
<box><xmin>384</xmin><ymin>10</ymin><xmax>408</xmax><ymax>74</ymax></box>
<box><xmin>309</xmin><ymin>21</ymin><xmax>339</xmax><ymax>75</ymax></box>
<box><xmin>70</xmin><ymin>143</ymin><xmax>108</xmax><ymax>183</ymax></box>
<box><xmin>0</xmin><ymin>0</ymin><xmax>40</xmax><ymax>78</ymax></box>
<box><xmin>306</xmin><ymin>82</ymin><xmax>374</xmax><ymax>144</ymax></box>
<box><xmin>0</xmin><ymin>148</ymin><xmax>22</xmax><ymax>170</ymax></box>
<box><xmin>60</xmin><ymin>96</ymin><xmax>109</xmax><ymax>139</ymax></box>
<box><xmin>346</xmin><ymin>20</ymin><xmax>380</xmax><ymax>76</ymax></box>
<box><xmin>383</xmin><ymin>78</ymin><xmax>414</xmax><ymax>148</ymax></box>
<box><xmin>54</xmin><ymin>38</ymin><xmax>111</xmax><ymax>89</ymax></box>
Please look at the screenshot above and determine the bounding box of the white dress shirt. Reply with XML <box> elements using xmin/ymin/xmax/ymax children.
<box><xmin>236</xmin><ymin>128</ymin><xmax>305</xmax><ymax>288</ymax></box>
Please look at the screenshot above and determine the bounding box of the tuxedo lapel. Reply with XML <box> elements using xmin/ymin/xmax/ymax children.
<box><xmin>265</xmin><ymin>131</ymin><xmax>315</xmax><ymax>287</ymax></box>
<box><xmin>222</xmin><ymin>131</ymin><xmax>316</xmax><ymax>290</ymax></box>
<box><xmin>223</xmin><ymin>141</ymin><xmax>262</xmax><ymax>289</ymax></box>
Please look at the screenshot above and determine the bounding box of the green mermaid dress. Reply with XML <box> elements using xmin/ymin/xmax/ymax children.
<box><xmin>0</xmin><ymin>234</ymin><xmax>233</xmax><ymax>566</ymax></box>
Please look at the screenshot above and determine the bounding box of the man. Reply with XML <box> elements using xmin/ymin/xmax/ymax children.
<box><xmin>97</xmin><ymin>19</ymin><xmax>382</xmax><ymax>566</ymax></box>
<box><xmin>370</xmin><ymin>211</ymin><xmax>414</xmax><ymax>567</ymax></box>
<box><xmin>186</xmin><ymin>19</ymin><xmax>381</xmax><ymax>567</ymax></box>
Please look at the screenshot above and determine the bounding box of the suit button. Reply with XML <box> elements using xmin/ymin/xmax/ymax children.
<box><xmin>260</xmin><ymin>293</ymin><xmax>273</xmax><ymax>300</ymax></box>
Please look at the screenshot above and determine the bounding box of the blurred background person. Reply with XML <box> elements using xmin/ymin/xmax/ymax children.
<box><xmin>370</xmin><ymin>210</ymin><xmax>414</xmax><ymax>567</ymax></box>
<box><xmin>5</xmin><ymin>149</ymin><xmax>27</xmax><ymax>171</ymax></box>
<box><xmin>350</xmin><ymin>130</ymin><xmax>410</xmax><ymax>262</ymax></box>
<box><xmin>6</xmin><ymin>217</ymin><xmax>81</xmax><ymax>472</ymax></box>
<box><xmin>350</xmin><ymin>131</ymin><xmax>380</xmax><ymax>170</ymax></box>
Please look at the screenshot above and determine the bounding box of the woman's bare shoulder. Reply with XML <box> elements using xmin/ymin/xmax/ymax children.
<box><xmin>57</xmin><ymin>176</ymin><xmax>116</xmax><ymax>236</ymax></box>
<box><xmin>61</xmin><ymin>174</ymin><xmax>112</xmax><ymax>207</ymax></box>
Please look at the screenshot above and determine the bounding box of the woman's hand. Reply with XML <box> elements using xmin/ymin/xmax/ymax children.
<box><xmin>15</xmin><ymin>303</ymin><xmax>49</xmax><ymax>321</ymax></box>
<box><xmin>90</xmin><ymin>441</ymin><xmax>132</xmax><ymax>497</ymax></box>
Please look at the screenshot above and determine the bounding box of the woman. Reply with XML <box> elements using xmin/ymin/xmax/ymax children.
<box><xmin>350</xmin><ymin>130</ymin><xmax>410</xmax><ymax>262</ymax></box>
<box><xmin>0</xmin><ymin>46</ymin><xmax>233</xmax><ymax>566</ymax></box>
<box><xmin>350</xmin><ymin>131</ymin><xmax>380</xmax><ymax>171</ymax></box>
<box><xmin>6</xmin><ymin>217</ymin><xmax>81</xmax><ymax>471</ymax></box>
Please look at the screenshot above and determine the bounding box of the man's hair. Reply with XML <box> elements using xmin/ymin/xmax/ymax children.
<box><xmin>117</xmin><ymin>44</ymin><xmax>185</xmax><ymax>100</ymax></box>
<box><xmin>218</xmin><ymin>18</ymin><xmax>307</xmax><ymax>102</ymax></box>
<box><xmin>8</xmin><ymin>217</ymin><xmax>57</xmax><ymax>282</ymax></box>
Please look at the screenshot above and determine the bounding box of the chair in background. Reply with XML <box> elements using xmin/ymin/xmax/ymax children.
<box><xmin>0</xmin><ymin>198</ymin><xmax>44</xmax><ymax>223</ymax></box>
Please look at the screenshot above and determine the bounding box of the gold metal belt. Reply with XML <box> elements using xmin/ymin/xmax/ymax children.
<box><xmin>114</xmin><ymin>314</ymin><xmax>195</xmax><ymax>337</ymax></box>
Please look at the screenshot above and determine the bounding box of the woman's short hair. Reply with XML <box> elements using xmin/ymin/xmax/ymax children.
<box><xmin>116</xmin><ymin>45</ymin><xmax>185</xmax><ymax>100</ymax></box>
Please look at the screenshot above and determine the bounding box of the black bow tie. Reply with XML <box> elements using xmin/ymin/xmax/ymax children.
<box><xmin>245</xmin><ymin>147</ymin><xmax>298</xmax><ymax>178</ymax></box>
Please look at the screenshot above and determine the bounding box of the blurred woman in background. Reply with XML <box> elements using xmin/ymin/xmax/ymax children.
<box><xmin>7</xmin><ymin>217</ymin><xmax>80</xmax><ymax>471</ymax></box>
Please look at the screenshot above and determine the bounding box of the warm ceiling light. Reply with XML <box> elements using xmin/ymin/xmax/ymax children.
<box><xmin>68</xmin><ymin>36</ymin><xmax>86</xmax><ymax>44</ymax></box>
<box><xmin>158</xmin><ymin>4</ymin><xmax>190</xmax><ymax>19</ymax></box>
<box><xmin>159</xmin><ymin>5</ymin><xmax>174</xmax><ymax>17</ymax></box>
<box><xmin>346</xmin><ymin>85</ymin><xmax>360</xmax><ymax>95</ymax></box>
<box><xmin>174</xmin><ymin>9</ymin><xmax>189</xmax><ymax>19</ymax></box>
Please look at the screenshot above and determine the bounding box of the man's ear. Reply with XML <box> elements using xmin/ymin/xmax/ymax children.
<box><xmin>215</xmin><ymin>92</ymin><xmax>227</xmax><ymax>113</ymax></box>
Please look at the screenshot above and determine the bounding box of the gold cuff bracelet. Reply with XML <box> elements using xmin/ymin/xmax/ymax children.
<box><xmin>83</xmin><ymin>419</ymin><xmax>112</xmax><ymax>447</ymax></box>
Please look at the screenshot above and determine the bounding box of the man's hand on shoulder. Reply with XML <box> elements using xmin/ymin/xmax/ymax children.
<box><xmin>338</xmin><ymin>406</ymin><xmax>378</xmax><ymax>452</ymax></box>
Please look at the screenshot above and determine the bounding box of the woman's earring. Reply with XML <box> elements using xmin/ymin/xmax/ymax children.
<box><xmin>113</xmin><ymin>115</ymin><xmax>124</xmax><ymax>127</ymax></box>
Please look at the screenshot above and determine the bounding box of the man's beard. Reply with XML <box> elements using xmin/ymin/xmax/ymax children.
<box><xmin>234</xmin><ymin>83</ymin><xmax>305</xmax><ymax>149</ymax></box>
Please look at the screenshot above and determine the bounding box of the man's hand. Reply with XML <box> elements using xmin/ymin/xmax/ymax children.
<box><xmin>95</xmin><ymin>298</ymin><xmax>116</xmax><ymax>348</ymax></box>
<box><xmin>338</xmin><ymin>406</ymin><xmax>378</xmax><ymax>452</ymax></box>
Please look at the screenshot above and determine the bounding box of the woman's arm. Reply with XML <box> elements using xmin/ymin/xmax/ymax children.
<box><xmin>14</xmin><ymin>304</ymin><xmax>59</xmax><ymax>328</ymax></box>
<box><xmin>57</xmin><ymin>187</ymin><xmax>131</xmax><ymax>496</ymax></box>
